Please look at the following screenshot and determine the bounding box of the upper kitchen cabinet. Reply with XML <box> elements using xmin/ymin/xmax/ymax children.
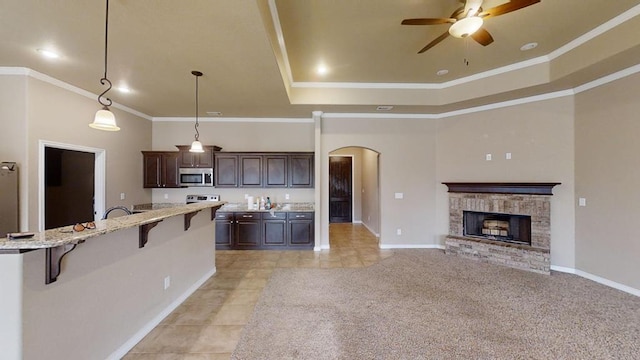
<box><xmin>215</xmin><ymin>152</ymin><xmax>314</xmax><ymax>188</ymax></box>
<box><xmin>215</xmin><ymin>153</ymin><xmax>264</xmax><ymax>188</ymax></box>
<box><xmin>289</xmin><ymin>153</ymin><xmax>314</xmax><ymax>188</ymax></box>
<box><xmin>142</xmin><ymin>151</ymin><xmax>180</xmax><ymax>188</ymax></box>
<box><xmin>239</xmin><ymin>154</ymin><xmax>263</xmax><ymax>187</ymax></box>
<box><xmin>175</xmin><ymin>145</ymin><xmax>221</xmax><ymax>168</ymax></box>
<box><xmin>264</xmin><ymin>154</ymin><xmax>288</xmax><ymax>187</ymax></box>
<box><xmin>215</xmin><ymin>154</ymin><xmax>239</xmax><ymax>187</ymax></box>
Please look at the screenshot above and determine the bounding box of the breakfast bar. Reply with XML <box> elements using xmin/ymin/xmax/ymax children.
<box><xmin>0</xmin><ymin>201</ymin><xmax>224</xmax><ymax>360</ymax></box>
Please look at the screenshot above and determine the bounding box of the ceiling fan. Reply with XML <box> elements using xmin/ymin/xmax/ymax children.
<box><xmin>401</xmin><ymin>0</ymin><xmax>540</xmax><ymax>54</ymax></box>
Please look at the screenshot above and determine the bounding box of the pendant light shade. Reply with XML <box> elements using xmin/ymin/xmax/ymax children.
<box><xmin>189</xmin><ymin>70</ymin><xmax>205</xmax><ymax>153</ymax></box>
<box><xmin>190</xmin><ymin>140</ymin><xmax>204</xmax><ymax>153</ymax></box>
<box><xmin>90</xmin><ymin>0</ymin><xmax>120</xmax><ymax>131</ymax></box>
<box><xmin>90</xmin><ymin>106</ymin><xmax>120</xmax><ymax>131</ymax></box>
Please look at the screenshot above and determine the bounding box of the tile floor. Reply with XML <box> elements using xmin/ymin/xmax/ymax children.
<box><xmin>124</xmin><ymin>223</ymin><xmax>393</xmax><ymax>359</ymax></box>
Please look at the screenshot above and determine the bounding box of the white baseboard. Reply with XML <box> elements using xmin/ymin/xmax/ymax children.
<box><xmin>107</xmin><ymin>267</ymin><xmax>217</xmax><ymax>360</ymax></box>
<box><xmin>353</xmin><ymin>220</ymin><xmax>362</xmax><ymax>224</ymax></box>
<box><xmin>379</xmin><ymin>244</ymin><xmax>446</xmax><ymax>250</ymax></box>
<box><xmin>361</xmin><ymin>223</ymin><xmax>380</xmax><ymax>238</ymax></box>
<box><xmin>575</xmin><ymin>269</ymin><xmax>640</xmax><ymax>297</ymax></box>
<box><xmin>550</xmin><ymin>265</ymin><xmax>576</xmax><ymax>274</ymax></box>
<box><xmin>550</xmin><ymin>265</ymin><xmax>638</xmax><ymax>297</ymax></box>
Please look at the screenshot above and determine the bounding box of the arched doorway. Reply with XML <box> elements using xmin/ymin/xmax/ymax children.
<box><xmin>328</xmin><ymin>146</ymin><xmax>380</xmax><ymax>246</ymax></box>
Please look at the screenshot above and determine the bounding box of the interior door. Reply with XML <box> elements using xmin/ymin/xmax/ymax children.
<box><xmin>45</xmin><ymin>147</ymin><xmax>95</xmax><ymax>229</ymax></box>
<box><xmin>329</xmin><ymin>156</ymin><xmax>352</xmax><ymax>223</ymax></box>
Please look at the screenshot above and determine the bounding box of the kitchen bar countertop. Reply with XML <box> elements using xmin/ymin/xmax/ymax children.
<box><xmin>0</xmin><ymin>201</ymin><xmax>225</xmax><ymax>250</ymax></box>
<box><xmin>217</xmin><ymin>202</ymin><xmax>314</xmax><ymax>213</ymax></box>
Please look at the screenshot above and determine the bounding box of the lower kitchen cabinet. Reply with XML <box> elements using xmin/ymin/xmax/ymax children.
<box><xmin>263</xmin><ymin>212</ymin><xmax>287</xmax><ymax>246</ymax></box>
<box><xmin>235</xmin><ymin>212</ymin><xmax>261</xmax><ymax>248</ymax></box>
<box><xmin>214</xmin><ymin>212</ymin><xmax>234</xmax><ymax>249</ymax></box>
<box><xmin>215</xmin><ymin>211</ymin><xmax>313</xmax><ymax>250</ymax></box>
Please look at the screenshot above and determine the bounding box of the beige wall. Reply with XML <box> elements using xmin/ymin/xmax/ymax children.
<box><xmin>23</xmin><ymin>76</ymin><xmax>152</xmax><ymax>229</ymax></box>
<box><xmin>436</xmin><ymin>97</ymin><xmax>576</xmax><ymax>268</ymax></box>
<box><xmin>361</xmin><ymin>148</ymin><xmax>380</xmax><ymax>236</ymax></box>
<box><xmin>321</xmin><ymin>117</ymin><xmax>438</xmax><ymax>248</ymax></box>
<box><xmin>575</xmin><ymin>72</ymin><xmax>640</xmax><ymax>290</ymax></box>
<box><xmin>151</xmin><ymin>120</ymin><xmax>315</xmax><ymax>203</ymax></box>
<box><xmin>0</xmin><ymin>75</ymin><xmax>29</xmax><ymax>230</ymax></box>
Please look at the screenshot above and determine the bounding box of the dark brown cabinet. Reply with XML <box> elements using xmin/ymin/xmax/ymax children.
<box><xmin>288</xmin><ymin>212</ymin><xmax>314</xmax><ymax>246</ymax></box>
<box><xmin>239</xmin><ymin>155</ymin><xmax>263</xmax><ymax>187</ymax></box>
<box><xmin>215</xmin><ymin>211</ymin><xmax>313</xmax><ymax>250</ymax></box>
<box><xmin>215</xmin><ymin>152</ymin><xmax>314</xmax><ymax>188</ymax></box>
<box><xmin>175</xmin><ymin>145</ymin><xmax>217</xmax><ymax>168</ymax></box>
<box><xmin>262</xmin><ymin>212</ymin><xmax>287</xmax><ymax>246</ymax></box>
<box><xmin>289</xmin><ymin>154</ymin><xmax>314</xmax><ymax>188</ymax></box>
<box><xmin>264</xmin><ymin>155</ymin><xmax>288</xmax><ymax>187</ymax></box>
<box><xmin>215</xmin><ymin>154</ymin><xmax>239</xmax><ymax>187</ymax></box>
<box><xmin>142</xmin><ymin>151</ymin><xmax>180</xmax><ymax>188</ymax></box>
<box><xmin>214</xmin><ymin>212</ymin><xmax>234</xmax><ymax>249</ymax></box>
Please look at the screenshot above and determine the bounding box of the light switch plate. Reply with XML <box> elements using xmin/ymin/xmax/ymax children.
<box><xmin>506</xmin><ymin>152</ymin><xmax>512</xmax><ymax>160</ymax></box>
<box><xmin>485</xmin><ymin>154</ymin><xmax>492</xmax><ymax>161</ymax></box>
<box><xmin>579</xmin><ymin>198</ymin><xmax>586</xmax><ymax>206</ymax></box>
<box><xmin>394</xmin><ymin>193</ymin><xmax>403</xmax><ymax>199</ymax></box>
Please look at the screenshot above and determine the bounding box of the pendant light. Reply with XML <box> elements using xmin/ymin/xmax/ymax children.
<box><xmin>189</xmin><ymin>70</ymin><xmax>204</xmax><ymax>153</ymax></box>
<box><xmin>90</xmin><ymin>0</ymin><xmax>120</xmax><ymax>131</ymax></box>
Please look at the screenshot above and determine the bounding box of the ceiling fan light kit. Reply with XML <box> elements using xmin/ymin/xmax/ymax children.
<box><xmin>448</xmin><ymin>16</ymin><xmax>483</xmax><ymax>38</ymax></box>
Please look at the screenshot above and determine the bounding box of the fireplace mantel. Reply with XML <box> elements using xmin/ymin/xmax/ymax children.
<box><xmin>442</xmin><ymin>182</ymin><xmax>561</xmax><ymax>196</ymax></box>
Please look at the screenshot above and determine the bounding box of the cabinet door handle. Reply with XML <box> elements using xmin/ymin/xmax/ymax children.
<box><xmin>295</xmin><ymin>215</ymin><xmax>304</xmax><ymax>218</ymax></box>
<box><xmin>242</xmin><ymin>215</ymin><xmax>253</xmax><ymax>218</ymax></box>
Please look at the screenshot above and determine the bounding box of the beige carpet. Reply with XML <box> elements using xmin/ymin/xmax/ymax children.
<box><xmin>231</xmin><ymin>250</ymin><xmax>640</xmax><ymax>359</ymax></box>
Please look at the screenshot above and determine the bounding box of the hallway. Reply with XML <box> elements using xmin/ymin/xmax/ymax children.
<box><xmin>125</xmin><ymin>223</ymin><xmax>392</xmax><ymax>359</ymax></box>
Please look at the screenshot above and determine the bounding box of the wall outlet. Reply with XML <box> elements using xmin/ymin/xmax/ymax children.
<box><xmin>285</xmin><ymin>194</ymin><xmax>290</xmax><ymax>200</ymax></box>
<box><xmin>164</xmin><ymin>193</ymin><xmax>169</xmax><ymax>199</ymax></box>
<box><xmin>163</xmin><ymin>276</ymin><xmax>170</xmax><ymax>290</ymax></box>
<box><xmin>505</xmin><ymin>152</ymin><xmax>512</xmax><ymax>160</ymax></box>
<box><xmin>396</xmin><ymin>228</ymin><xmax>402</xmax><ymax>235</ymax></box>
<box><xmin>579</xmin><ymin>198</ymin><xmax>586</xmax><ymax>207</ymax></box>
<box><xmin>244</xmin><ymin>194</ymin><xmax>249</xmax><ymax>199</ymax></box>
<box><xmin>394</xmin><ymin>192</ymin><xmax>403</xmax><ymax>199</ymax></box>
<box><xmin>120</xmin><ymin>192</ymin><xmax>125</xmax><ymax>200</ymax></box>
<box><xmin>485</xmin><ymin>153</ymin><xmax>492</xmax><ymax>161</ymax></box>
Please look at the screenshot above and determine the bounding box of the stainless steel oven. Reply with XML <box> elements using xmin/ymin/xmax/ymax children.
<box><xmin>179</xmin><ymin>168</ymin><xmax>213</xmax><ymax>187</ymax></box>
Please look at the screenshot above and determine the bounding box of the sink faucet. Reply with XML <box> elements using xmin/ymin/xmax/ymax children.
<box><xmin>102</xmin><ymin>206</ymin><xmax>133</xmax><ymax>219</ymax></box>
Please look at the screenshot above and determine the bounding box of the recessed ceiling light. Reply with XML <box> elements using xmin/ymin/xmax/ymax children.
<box><xmin>316</xmin><ymin>65</ymin><xmax>328</xmax><ymax>76</ymax></box>
<box><xmin>376</xmin><ymin>105</ymin><xmax>393</xmax><ymax>111</ymax></box>
<box><xmin>436</xmin><ymin>69</ymin><xmax>449</xmax><ymax>76</ymax></box>
<box><xmin>206</xmin><ymin>111</ymin><xmax>222</xmax><ymax>116</ymax></box>
<box><xmin>36</xmin><ymin>48</ymin><xmax>60</xmax><ymax>59</ymax></box>
<box><xmin>520</xmin><ymin>42</ymin><xmax>538</xmax><ymax>51</ymax></box>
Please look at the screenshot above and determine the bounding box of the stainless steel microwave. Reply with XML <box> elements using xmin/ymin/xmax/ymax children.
<box><xmin>179</xmin><ymin>168</ymin><xmax>213</xmax><ymax>187</ymax></box>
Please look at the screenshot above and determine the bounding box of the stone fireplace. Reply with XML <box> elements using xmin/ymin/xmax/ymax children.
<box><xmin>443</xmin><ymin>182</ymin><xmax>560</xmax><ymax>275</ymax></box>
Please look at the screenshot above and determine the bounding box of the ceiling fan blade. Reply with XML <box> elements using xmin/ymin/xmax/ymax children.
<box><xmin>470</xmin><ymin>27</ymin><xmax>494</xmax><ymax>46</ymax></box>
<box><xmin>401</xmin><ymin>18</ymin><xmax>455</xmax><ymax>25</ymax></box>
<box><xmin>479</xmin><ymin>0</ymin><xmax>540</xmax><ymax>19</ymax></box>
<box><xmin>418</xmin><ymin>31</ymin><xmax>450</xmax><ymax>54</ymax></box>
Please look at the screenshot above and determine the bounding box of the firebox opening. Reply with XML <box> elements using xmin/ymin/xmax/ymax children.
<box><xmin>463</xmin><ymin>211</ymin><xmax>531</xmax><ymax>246</ymax></box>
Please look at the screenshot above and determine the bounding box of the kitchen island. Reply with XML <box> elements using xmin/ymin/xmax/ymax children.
<box><xmin>0</xmin><ymin>201</ymin><xmax>224</xmax><ymax>360</ymax></box>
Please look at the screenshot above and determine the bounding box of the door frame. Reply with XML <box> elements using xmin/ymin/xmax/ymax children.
<box><xmin>38</xmin><ymin>140</ymin><xmax>106</xmax><ymax>231</ymax></box>
<box><xmin>328</xmin><ymin>154</ymin><xmax>355</xmax><ymax>223</ymax></box>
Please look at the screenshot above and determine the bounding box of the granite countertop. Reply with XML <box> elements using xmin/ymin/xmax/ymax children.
<box><xmin>0</xmin><ymin>201</ymin><xmax>226</xmax><ymax>251</ymax></box>
<box><xmin>217</xmin><ymin>202</ymin><xmax>314</xmax><ymax>213</ymax></box>
<box><xmin>132</xmin><ymin>203</ymin><xmax>186</xmax><ymax>212</ymax></box>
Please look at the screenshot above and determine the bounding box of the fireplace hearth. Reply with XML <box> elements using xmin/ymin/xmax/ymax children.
<box><xmin>442</xmin><ymin>182</ymin><xmax>560</xmax><ymax>275</ymax></box>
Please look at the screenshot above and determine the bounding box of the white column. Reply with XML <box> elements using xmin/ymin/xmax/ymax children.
<box><xmin>312</xmin><ymin>111</ymin><xmax>323</xmax><ymax>250</ymax></box>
